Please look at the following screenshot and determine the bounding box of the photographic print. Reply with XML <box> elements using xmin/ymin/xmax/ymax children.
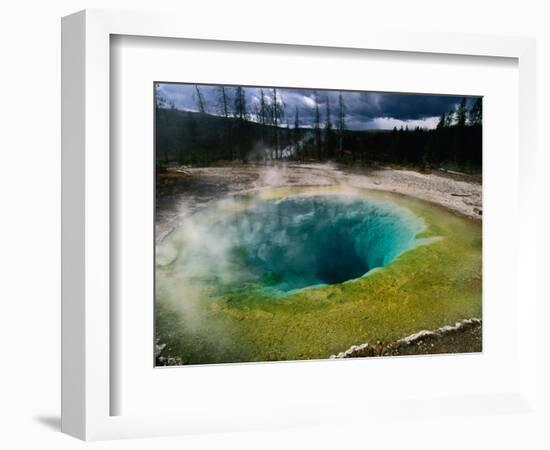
<box><xmin>154</xmin><ymin>83</ymin><xmax>482</xmax><ymax>366</ymax></box>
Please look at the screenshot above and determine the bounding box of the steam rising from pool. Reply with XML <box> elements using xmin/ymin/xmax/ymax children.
<box><xmin>157</xmin><ymin>193</ymin><xmax>428</xmax><ymax>296</ymax></box>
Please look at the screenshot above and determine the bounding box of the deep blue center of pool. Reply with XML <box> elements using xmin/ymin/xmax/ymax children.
<box><xmin>220</xmin><ymin>195</ymin><xmax>423</xmax><ymax>292</ymax></box>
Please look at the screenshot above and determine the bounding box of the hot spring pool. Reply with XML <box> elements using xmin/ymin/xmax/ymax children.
<box><xmin>158</xmin><ymin>192</ymin><xmax>429</xmax><ymax>294</ymax></box>
<box><xmin>210</xmin><ymin>195</ymin><xmax>426</xmax><ymax>291</ymax></box>
<box><xmin>155</xmin><ymin>187</ymin><xmax>482</xmax><ymax>365</ymax></box>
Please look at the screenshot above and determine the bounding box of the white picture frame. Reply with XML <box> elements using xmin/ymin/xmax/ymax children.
<box><xmin>61</xmin><ymin>9</ymin><xmax>538</xmax><ymax>441</ymax></box>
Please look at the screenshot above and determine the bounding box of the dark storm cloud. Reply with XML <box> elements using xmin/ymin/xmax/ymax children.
<box><xmin>156</xmin><ymin>83</ymin><xmax>476</xmax><ymax>130</ymax></box>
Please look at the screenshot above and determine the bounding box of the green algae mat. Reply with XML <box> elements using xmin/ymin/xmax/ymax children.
<box><xmin>155</xmin><ymin>186</ymin><xmax>482</xmax><ymax>365</ymax></box>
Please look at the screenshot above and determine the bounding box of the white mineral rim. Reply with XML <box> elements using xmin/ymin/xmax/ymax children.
<box><xmin>330</xmin><ymin>317</ymin><xmax>482</xmax><ymax>359</ymax></box>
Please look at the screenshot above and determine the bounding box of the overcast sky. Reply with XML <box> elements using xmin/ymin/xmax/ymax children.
<box><xmin>156</xmin><ymin>83</ymin><xmax>477</xmax><ymax>131</ymax></box>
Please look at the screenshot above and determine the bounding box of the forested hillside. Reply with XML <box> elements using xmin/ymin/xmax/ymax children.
<box><xmin>155</xmin><ymin>88</ymin><xmax>482</xmax><ymax>172</ymax></box>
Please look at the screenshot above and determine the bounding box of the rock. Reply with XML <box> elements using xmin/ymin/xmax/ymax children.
<box><xmin>332</xmin><ymin>318</ymin><xmax>482</xmax><ymax>359</ymax></box>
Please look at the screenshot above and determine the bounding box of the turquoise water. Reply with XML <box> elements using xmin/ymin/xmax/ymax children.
<box><xmin>210</xmin><ymin>195</ymin><xmax>426</xmax><ymax>292</ymax></box>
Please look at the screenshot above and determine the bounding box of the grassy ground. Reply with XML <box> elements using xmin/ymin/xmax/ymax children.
<box><xmin>156</xmin><ymin>186</ymin><xmax>482</xmax><ymax>365</ymax></box>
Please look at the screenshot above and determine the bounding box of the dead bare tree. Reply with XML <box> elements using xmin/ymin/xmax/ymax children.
<box><xmin>337</xmin><ymin>91</ymin><xmax>346</xmax><ymax>159</ymax></box>
<box><xmin>217</xmin><ymin>86</ymin><xmax>229</xmax><ymax>118</ymax></box>
<box><xmin>193</xmin><ymin>85</ymin><xmax>206</xmax><ymax>113</ymax></box>
<box><xmin>271</xmin><ymin>88</ymin><xmax>280</xmax><ymax>159</ymax></box>
<box><xmin>324</xmin><ymin>96</ymin><xmax>334</xmax><ymax>158</ymax></box>
<box><xmin>313</xmin><ymin>91</ymin><xmax>322</xmax><ymax>160</ymax></box>
<box><xmin>217</xmin><ymin>86</ymin><xmax>233</xmax><ymax>160</ymax></box>
<box><xmin>294</xmin><ymin>106</ymin><xmax>302</xmax><ymax>162</ymax></box>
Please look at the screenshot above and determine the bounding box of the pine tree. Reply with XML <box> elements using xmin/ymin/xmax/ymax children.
<box><xmin>469</xmin><ymin>97</ymin><xmax>482</xmax><ymax>126</ymax></box>
<box><xmin>456</xmin><ymin>97</ymin><xmax>467</xmax><ymax>127</ymax></box>
<box><xmin>444</xmin><ymin>110</ymin><xmax>455</xmax><ymax>127</ymax></box>
<box><xmin>155</xmin><ymin>83</ymin><xmax>167</xmax><ymax>109</ymax></box>
<box><xmin>437</xmin><ymin>113</ymin><xmax>446</xmax><ymax>129</ymax></box>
